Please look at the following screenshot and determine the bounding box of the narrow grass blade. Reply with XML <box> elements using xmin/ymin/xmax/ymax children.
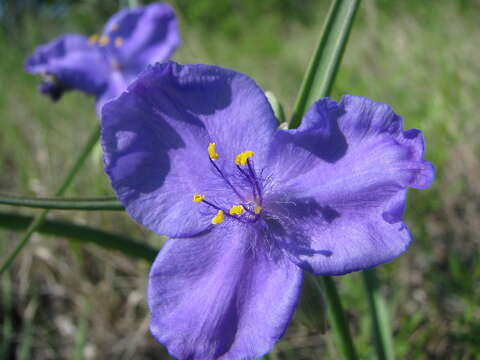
<box><xmin>362</xmin><ymin>269</ymin><xmax>395</xmax><ymax>360</ymax></box>
<box><xmin>0</xmin><ymin>211</ymin><xmax>158</xmax><ymax>262</ymax></box>
<box><xmin>0</xmin><ymin>194</ymin><xmax>123</xmax><ymax>211</ymax></box>
<box><xmin>321</xmin><ymin>276</ymin><xmax>358</xmax><ymax>360</ymax></box>
<box><xmin>289</xmin><ymin>0</ymin><xmax>361</xmax><ymax>129</ymax></box>
<box><xmin>0</xmin><ymin>125</ymin><xmax>100</xmax><ymax>275</ymax></box>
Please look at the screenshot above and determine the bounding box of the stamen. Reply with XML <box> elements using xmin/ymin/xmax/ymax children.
<box><xmin>212</xmin><ymin>210</ymin><xmax>224</xmax><ymax>225</ymax></box>
<box><xmin>192</xmin><ymin>194</ymin><xmax>204</xmax><ymax>203</ymax></box>
<box><xmin>88</xmin><ymin>34</ymin><xmax>99</xmax><ymax>44</ymax></box>
<box><xmin>99</xmin><ymin>35</ymin><xmax>110</xmax><ymax>46</ymax></box>
<box><xmin>235</xmin><ymin>151</ymin><xmax>254</xmax><ymax>166</ymax></box>
<box><xmin>247</xmin><ymin>158</ymin><xmax>262</xmax><ymax>204</ymax></box>
<box><xmin>229</xmin><ymin>205</ymin><xmax>244</xmax><ymax>216</ymax></box>
<box><xmin>114</xmin><ymin>37</ymin><xmax>123</xmax><ymax>48</ymax></box>
<box><xmin>254</xmin><ymin>205</ymin><xmax>262</xmax><ymax>215</ymax></box>
<box><xmin>208</xmin><ymin>143</ymin><xmax>219</xmax><ymax>160</ymax></box>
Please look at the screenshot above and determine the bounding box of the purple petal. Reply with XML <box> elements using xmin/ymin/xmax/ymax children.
<box><xmin>268</xmin><ymin>198</ymin><xmax>412</xmax><ymax>275</ymax></box>
<box><xmin>25</xmin><ymin>34</ymin><xmax>110</xmax><ymax>96</ymax></box>
<box><xmin>101</xmin><ymin>3</ymin><xmax>180</xmax><ymax>74</ymax></box>
<box><xmin>101</xmin><ymin>62</ymin><xmax>278</xmax><ymax>237</ymax></box>
<box><xmin>148</xmin><ymin>222</ymin><xmax>303</xmax><ymax>360</ymax></box>
<box><xmin>265</xmin><ymin>95</ymin><xmax>434</xmax><ymax>275</ymax></box>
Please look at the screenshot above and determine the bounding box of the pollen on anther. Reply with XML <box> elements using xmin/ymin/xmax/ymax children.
<box><xmin>254</xmin><ymin>205</ymin><xmax>262</xmax><ymax>215</ymax></box>
<box><xmin>99</xmin><ymin>35</ymin><xmax>110</xmax><ymax>46</ymax></box>
<box><xmin>229</xmin><ymin>205</ymin><xmax>244</xmax><ymax>216</ymax></box>
<box><xmin>193</xmin><ymin>194</ymin><xmax>204</xmax><ymax>203</ymax></box>
<box><xmin>235</xmin><ymin>151</ymin><xmax>254</xmax><ymax>165</ymax></box>
<box><xmin>88</xmin><ymin>34</ymin><xmax>99</xmax><ymax>44</ymax></box>
<box><xmin>212</xmin><ymin>210</ymin><xmax>224</xmax><ymax>225</ymax></box>
<box><xmin>114</xmin><ymin>37</ymin><xmax>123</xmax><ymax>47</ymax></box>
<box><xmin>208</xmin><ymin>143</ymin><xmax>219</xmax><ymax>160</ymax></box>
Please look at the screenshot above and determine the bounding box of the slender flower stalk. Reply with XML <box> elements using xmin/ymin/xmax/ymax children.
<box><xmin>0</xmin><ymin>195</ymin><xmax>122</xmax><ymax>211</ymax></box>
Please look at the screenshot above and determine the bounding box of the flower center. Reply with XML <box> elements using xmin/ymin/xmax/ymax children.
<box><xmin>192</xmin><ymin>143</ymin><xmax>263</xmax><ymax>225</ymax></box>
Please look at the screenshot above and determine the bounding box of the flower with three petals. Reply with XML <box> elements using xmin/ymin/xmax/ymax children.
<box><xmin>101</xmin><ymin>62</ymin><xmax>434</xmax><ymax>360</ymax></box>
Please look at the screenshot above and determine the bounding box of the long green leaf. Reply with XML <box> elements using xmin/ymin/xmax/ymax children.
<box><xmin>288</xmin><ymin>0</ymin><xmax>361</xmax><ymax>359</ymax></box>
<box><xmin>290</xmin><ymin>0</ymin><xmax>360</xmax><ymax>129</ymax></box>
<box><xmin>0</xmin><ymin>211</ymin><xmax>158</xmax><ymax>262</ymax></box>
<box><xmin>0</xmin><ymin>125</ymin><xmax>100</xmax><ymax>275</ymax></box>
<box><xmin>362</xmin><ymin>269</ymin><xmax>395</xmax><ymax>360</ymax></box>
<box><xmin>321</xmin><ymin>276</ymin><xmax>358</xmax><ymax>360</ymax></box>
<box><xmin>0</xmin><ymin>194</ymin><xmax>123</xmax><ymax>211</ymax></box>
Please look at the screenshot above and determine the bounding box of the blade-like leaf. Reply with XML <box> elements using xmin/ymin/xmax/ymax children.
<box><xmin>362</xmin><ymin>269</ymin><xmax>395</xmax><ymax>360</ymax></box>
<box><xmin>0</xmin><ymin>211</ymin><xmax>158</xmax><ymax>262</ymax></box>
<box><xmin>290</xmin><ymin>0</ymin><xmax>360</xmax><ymax>129</ymax></box>
<box><xmin>321</xmin><ymin>276</ymin><xmax>358</xmax><ymax>360</ymax></box>
<box><xmin>0</xmin><ymin>194</ymin><xmax>123</xmax><ymax>211</ymax></box>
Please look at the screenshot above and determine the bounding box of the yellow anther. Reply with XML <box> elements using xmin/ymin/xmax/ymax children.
<box><xmin>229</xmin><ymin>205</ymin><xmax>244</xmax><ymax>216</ymax></box>
<box><xmin>88</xmin><ymin>34</ymin><xmax>99</xmax><ymax>44</ymax></box>
<box><xmin>208</xmin><ymin>143</ymin><xmax>219</xmax><ymax>160</ymax></box>
<box><xmin>99</xmin><ymin>35</ymin><xmax>110</xmax><ymax>46</ymax></box>
<box><xmin>234</xmin><ymin>151</ymin><xmax>254</xmax><ymax>166</ymax></box>
<box><xmin>193</xmin><ymin>194</ymin><xmax>204</xmax><ymax>203</ymax></box>
<box><xmin>114</xmin><ymin>37</ymin><xmax>123</xmax><ymax>48</ymax></box>
<box><xmin>110</xmin><ymin>23</ymin><xmax>119</xmax><ymax>31</ymax></box>
<box><xmin>254</xmin><ymin>205</ymin><xmax>262</xmax><ymax>215</ymax></box>
<box><xmin>212</xmin><ymin>210</ymin><xmax>224</xmax><ymax>225</ymax></box>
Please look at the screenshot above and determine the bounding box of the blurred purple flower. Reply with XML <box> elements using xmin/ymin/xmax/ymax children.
<box><xmin>25</xmin><ymin>3</ymin><xmax>180</xmax><ymax>114</ymax></box>
<box><xmin>101</xmin><ymin>62</ymin><xmax>434</xmax><ymax>360</ymax></box>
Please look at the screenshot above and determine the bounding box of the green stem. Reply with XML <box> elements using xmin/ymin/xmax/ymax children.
<box><xmin>0</xmin><ymin>211</ymin><xmax>157</xmax><ymax>262</ymax></box>
<box><xmin>321</xmin><ymin>276</ymin><xmax>358</xmax><ymax>360</ymax></box>
<box><xmin>362</xmin><ymin>269</ymin><xmax>395</xmax><ymax>360</ymax></box>
<box><xmin>0</xmin><ymin>125</ymin><xmax>100</xmax><ymax>275</ymax></box>
<box><xmin>0</xmin><ymin>194</ymin><xmax>123</xmax><ymax>211</ymax></box>
<box><xmin>290</xmin><ymin>0</ymin><xmax>361</xmax><ymax>129</ymax></box>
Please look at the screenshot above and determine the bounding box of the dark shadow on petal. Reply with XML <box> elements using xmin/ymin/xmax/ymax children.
<box><xmin>102</xmin><ymin>92</ymin><xmax>188</xmax><ymax>195</ymax></box>
<box><xmin>106</xmin><ymin>64</ymin><xmax>235</xmax><ymax>194</ymax></box>
<box><xmin>296</xmin><ymin>117</ymin><xmax>348</xmax><ymax>163</ymax></box>
<box><xmin>130</xmin><ymin>62</ymin><xmax>233</xmax><ymax>123</ymax></box>
<box><xmin>265</xmin><ymin>197</ymin><xmax>339</xmax><ymax>260</ymax></box>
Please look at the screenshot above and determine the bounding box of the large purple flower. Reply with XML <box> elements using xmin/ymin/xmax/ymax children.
<box><xmin>25</xmin><ymin>3</ymin><xmax>180</xmax><ymax>114</ymax></box>
<box><xmin>101</xmin><ymin>62</ymin><xmax>434</xmax><ymax>360</ymax></box>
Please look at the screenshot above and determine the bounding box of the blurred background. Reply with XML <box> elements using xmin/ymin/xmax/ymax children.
<box><xmin>0</xmin><ymin>0</ymin><xmax>479</xmax><ymax>358</ymax></box>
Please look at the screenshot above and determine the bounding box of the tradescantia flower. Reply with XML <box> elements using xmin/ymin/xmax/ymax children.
<box><xmin>25</xmin><ymin>3</ymin><xmax>180</xmax><ymax>114</ymax></box>
<box><xmin>101</xmin><ymin>62</ymin><xmax>434</xmax><ymax>360</ymax></box>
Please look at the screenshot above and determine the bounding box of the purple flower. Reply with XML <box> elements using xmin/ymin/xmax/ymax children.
<box><xmin>25</xmin><ymin>3</ymin><xmax>180</xmax><ymax>114</ymax></box>
<box><xmin>101</xmin><ymin>62</ymin><xmax>434</xmax><ymax>360</ymax></box>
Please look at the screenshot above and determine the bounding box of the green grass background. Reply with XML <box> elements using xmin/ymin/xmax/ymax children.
<box><xmin>1</xmin><ymin>0</ymin><xmax>479</xmax><ymax>358</ymax></box>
